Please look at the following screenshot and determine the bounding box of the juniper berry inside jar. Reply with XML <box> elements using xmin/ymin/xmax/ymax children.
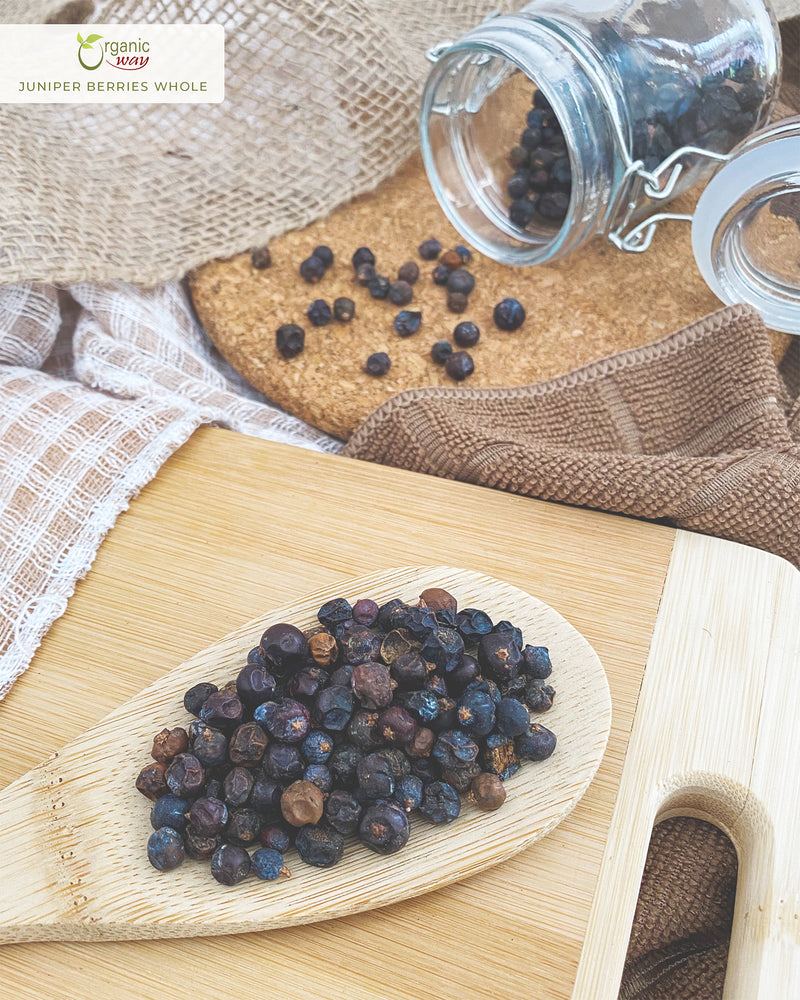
<box><xmin>420</xmin><ymin>0</ymin><xmax>780</xmax><ymax>265</ymax></box>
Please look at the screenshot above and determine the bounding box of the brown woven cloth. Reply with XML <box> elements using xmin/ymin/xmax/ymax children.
<box><xmin>345</xmin><ymin>304</ymin><xmax>800</xmax><ymax>568</ymax></box>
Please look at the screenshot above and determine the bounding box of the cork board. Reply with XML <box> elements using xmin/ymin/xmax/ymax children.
<box><xmin>189</xmin><ymin>153</ymin><xmax>774</xmax><ymax>442</ymax></box>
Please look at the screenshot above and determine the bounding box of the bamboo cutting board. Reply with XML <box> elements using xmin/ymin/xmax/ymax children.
<box><xmin>1</xmin><ymin>427</ymin><xmax>798</xmax><ymax>999</ymax></box>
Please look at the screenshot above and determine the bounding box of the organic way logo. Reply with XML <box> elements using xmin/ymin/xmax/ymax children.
<box><xmin>76</xmin><ymin>31</ymin><xmax>150</xmax><ymax>71</ymax></box>
<box><xmin>76</xmin><ymin>32</ymin><xmax>103</xmax><ymax>70</ymax></box>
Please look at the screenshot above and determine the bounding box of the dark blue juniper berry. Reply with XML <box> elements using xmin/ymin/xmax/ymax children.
<box><xmin>526</xmin><ymin>107</ymin><xmax>546</xmax><ymax>129</ymax></box>
<box><xmin>466</xmin><ymin>677</ymin><xmax>502</xmax><ymax>705</ymax></box>
<box><xmin>445</xmin><ymin>351</ymin><xmax>475</xmax><ymax>382</ymax></box>
<box><xmin>304</xmin><ymin>763</ymin><xmax>333</xmax><ymax>794</ymax></box>
<box><xmin>318</xmin><ymin>596</ymin><xmax>353</xmax><ymax>628</ymax></box>
<box><xmin>495</xmin><ymin>697</ymin><xmax>532</xmax><ymax>738</ymax></box>
<box><xmin>312</xmin><ymin>245</ymin><xmax>334</xmax><ymax>268</ymax></box>
<box><xmin>520</xmin><ymin>125</ymin><xmax>543</xmax><ymax>149</ymax></box>
<box><xmin>183</xmin><ymin>681</ymin><xmax>218</xmax><ymax>716</ymax></box>
<box><xmin>357</xmin><ymin>751</ymin><xmax>396</xmax><ymax>800</ymax></box>
<box><xmin>456</xmin><ymin>687</ymin><xmax>496</xmax><ymax>738</ymax></box>
<box><xmin>147</xmin><ymin>827</ymin><xmax>185</xmax><ymax>872</ymax></box>
<box><xmin>367</xmin><ymin>274</ymin><xmax>391</xmax><ymax>299</ymax></box>
<box><xmin>419</xmin><ymin>780</ymin><xmax>461</xmax><ymax>824</ymax></box>
<box><xmin>478</xmin><ymin>632</ymin><xmax>522</xmax><ymax>683</ymax></box>
<box><xmin>455</xmin><ymin>607</ymin><xmax>493</xmax><ymax>641</ymax></box>
<box><xmin>521</xmin><ymin>644</ymin><xmax>553</xmax><ymax>679</ymax></box>
<box><xmin>537</xmin><ymin>191</ymin><xmax>570</xmax><ymax>222</ymax></box>
<box><xmin>328</xmin><ymin>744</ymin><xmax>365</xmax><ymax>790</ymax></box>
<box><xmin>455</xmin><ymin>245</ymin><xmax>472</xmax><ymax>264</ymax></box>
<box><xmin>285</xmin><ymin>666</ymin><xmax>329</xmax><ymax>701</ymax></box>
<box><xmin>150</xmin><ymin>794</ymin><xmax>190</xmax><ymax>833</ymax></box>
<box><xmin>493</xmin><ymin>297</ymin><xmax>526</xmax><ymax>331</ymax></box>
<box><xmin>359</xmin><ymin>800</ymin><xmax>410</xmax><ymax>854</ymax></box>
<box><xmin>325</xmin><ymin>788</ymin><xmax>363</xmax><ymax>835</ymax></box>
<box><xmin>387</xmin><ymin>650</ymin><xmax>426</xmax><ymax>691</ymax></box>
<box><xmin>525</xmin><ymin>679</ymin><xmax>556</xmax><ymax>713</ymax></box>
<box><xmin>210</xmin><ymin>843</ymin><xmax>251</xmax><ymax>885</ymax></box>
<box><xmin>365</xmin><ymin>351</ymin><xmax>391</xmax><ymax>376</ymax></box>
<box><xmin>295</xmin><ymin>824</ymin><xmax>345</xmax><ymax>867</ymax></box>
<box><xmin>418</xmin><ymin>237</ymin><xmax>442</xmax><ymax>260</ymax></box>
<box><xmin>411</xmin><ymin>755</ymin><xmax>442</xmax><ymax>784</ymax></box>
<box><xmin>191</xmin><ymin>727</ymin><xmax>228</xmax><ymax>767</ymax></box>
<box><xmin>199</xmin><ymin>689</ymin><xmax>243</xmax><ymax>731</ymax></box>
<box><xmin>236</xmin><ymin>661</ymin><xmax>277</xmax><ymax>708</ymax></box>
<box><xmin>255</xmin><ymin>697</ymin><xmax>311</xmax><ymax>743</ymax></box>
<box><xmin>447</xmin><ymin>653</ymin><xmax>480</xmax><ymax>695</ymax></box>
<box><xmin>432</xmin><ymin>263</ymin><xmax>450</xmax><ymax>285</ymax></box>
<box><xmin>435</xmin><ymin>607</ymin><xmax>457</xmax><ymax>628</ymax></box>
<box><xmin>340</xmin><ymin>626</ymin><xmax>382</xmax><ymax>666</ymax></box>
<box><xmin>425</xmin><ymin>673</ymin><xmax>448</xmax><ymax>699</ymax></box>
<box><xmin>184</xmin><ymin>826</ymin><xmax>221</xmax><ymax>860</ymax></box>
<box><xmin>446</xmin><ymin>268</ymin><xmax>475</xmax><ymax>296</ymax></box>
<box><xmin>432</xmin><ymin>730</ymin><xmax>479</xmax><ymax>770</ymax></box>
<box><xmin>260</xmin><ymin>823</ymin><xmax>294</xmax><ymax>853</ymax></box>
<box><xmin>166</xmin><ymin>752</ymin><xmax>206</xmax><ymax>797</ymax></box>
<box><xmin>346</xmin><ymin>709</ymin><xmax>383</xmax><ymax>750</ymax></box>
<box><xmin>375</xmin><ymin>597</ymin><xmax>405</xmax><ymax>630</ymax></box>
<box><xmin>421</xmin><ymin>626</ymin><xmax>464</xmax><ymax>672</ymax></box>
<box><xmin>263</xmin><ymin>742</ymin><xmax>304</xmax><ymax>782</ymax></box>
<box><xmin>393</xmin><ymin>310</ymin><xmax>422</xmax><ymax>337</ymax></box>
<box><xmin>188</xmin><ymin>796</ymin><xmax>229</xmax><ymax>837</ymax></box>
<box><xmin>299</xmin><ymin>254</ymin><xmax>326</xmax><ymax>284</ymax></box>
<box><xmin>493</xmin><ymin>619</ymin><xmax>524</xmax><ymax>646</ymax></box>
<box><xmin>516</xmin><ymin>722</ymin><xmax>557</xmax><ymax>761</ymax></box>
<box><xmin>222</xmin><ymin>766</ymin><xmax>254</xmax><ymax>808</ymax></box>
<box><xmin>251</xmin><ymin>848</ymin><xmax>290</xmax><ymax>881</ymax></box>
<box><xmin>400</xmin><ymin>688</ymin><xmax>440</xmax><ymax>725</ymax></box>
<box><xmin>453</xmin><ymin>321</ymin><xmax>480</xmax><ymax>348</ymax></box>
<box><xmin>509</xmin><ymin>197</ymin><xmax>536</xmax><ymax>228</ymax></box>
<box><xmin>260</xmin><ymin>621</ymin><xmax>309</xmax><ymax>672</ymax></box>
<box><xmin>307</xmin><ymin>299</ymin><xmax>333</xmax><ymax>326</ymax></box>
<box><xmin>247</xmin><ymin>645</ymin><xmax>267</xmax><ymax>667</ymax></box>
<box><xmin>333</xmin><ymin>296</ymin><xmax>355</xmax><ymax>322</ymax></box>
<box><xmin>302</xmin><ymin>729</ymin><xmax>335</xmax><ymax>764</ymax></box>
<box><xmin>314</xmin><ymin>684</ymin><xmax>354</xmax><ymax>731</ymax></box>
<box><xmin>226</xmin><ymin>808</ymin><xmax>263</xmax><ymax>846</ymax></box>
<box><xmin>351</xmin><ymin>246</ymin><xmax>375</xmax><ymax>269</ymax></box>
<box><xmin>248</xmin><ymin>774</ymin><xmax>283</xmax><ymax>821</ymax></box>
<box><xmin>394</xmin><ymin>774</ymin><xmax>424</xmax><ymax>813</ymax></box>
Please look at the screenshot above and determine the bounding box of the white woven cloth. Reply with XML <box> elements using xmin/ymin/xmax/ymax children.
<box><xmin>0</xmin><ymin>280</ymin><xmax>341</xmax><ymax>698</ymax></box>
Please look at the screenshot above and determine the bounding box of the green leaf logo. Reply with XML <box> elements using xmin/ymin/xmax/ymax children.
<box><xmin>76</xmin><ymin>30</ymin><xmax>103</xmax><ymax>70</ymax></box>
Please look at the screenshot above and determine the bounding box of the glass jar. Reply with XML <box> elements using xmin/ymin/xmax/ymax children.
<box><xmin>691</xmin><ymin>116</ymin><xmax>800</xmax><ymax>334</ymax></box>
<box><xmin>419</xmin><ymin>0</ymin><xmax>782</xmax><ymax>267</ymax></box>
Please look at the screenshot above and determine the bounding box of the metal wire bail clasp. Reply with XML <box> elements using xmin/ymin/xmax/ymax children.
<box><xmin>608</xmin><ymin>145</ymin><xmax>733</xmax><ymax>253</ymax></box>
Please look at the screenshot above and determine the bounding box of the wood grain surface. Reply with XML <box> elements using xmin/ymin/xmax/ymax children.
<box><xmin>0</xmin><ymin>566</ymin><xmax>611</xmax><ymax>945</ymax></box>
<box><xmin>0</xmin><ymin>427</ymin><xmax>675</xmax><ymax>1000</ymax></box>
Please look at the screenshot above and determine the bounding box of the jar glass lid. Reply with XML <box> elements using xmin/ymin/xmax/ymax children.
<box><xmin>692</xmin><ymin>118</ymin><xmax>800</xmax><ymax>334</ymax></box>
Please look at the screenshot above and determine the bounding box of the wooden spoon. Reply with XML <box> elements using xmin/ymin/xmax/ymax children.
<box><xmin>0</xmin><ymin>565</ymin><xmax>610</xmax><ymax>945</ymax></box>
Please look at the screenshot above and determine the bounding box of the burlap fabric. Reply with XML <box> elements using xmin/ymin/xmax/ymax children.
<box><xmin>0</xmin><ymin>0</ymin><xmax>524</xmax><ymax>285</ymax></box>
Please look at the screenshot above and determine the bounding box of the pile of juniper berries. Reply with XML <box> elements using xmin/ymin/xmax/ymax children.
<box><xmin>137</xmin><ymin>586</ymin><xmax>557</xmax><ymax>884</ymax></box>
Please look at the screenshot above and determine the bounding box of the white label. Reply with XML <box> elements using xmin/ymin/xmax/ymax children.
<box><xmin>0</xmin><ymin>24</ymin><xmax>225</xmax><ymax>103</ymax></box>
